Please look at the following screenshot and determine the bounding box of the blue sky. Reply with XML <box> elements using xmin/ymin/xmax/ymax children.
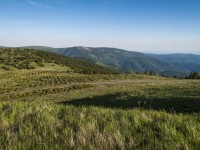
<box><xmin>0</xmin><ymin>0</ymin><xmax>200</xmax><ymax>54</ymax></box>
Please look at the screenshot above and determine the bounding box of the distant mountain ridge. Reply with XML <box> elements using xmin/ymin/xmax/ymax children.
<box><xmin>149</xmin><ymin>53</ymin><xmax>200</xmax><ymax>73</ymax></box>
<box><xmin>2</xmin><ymin>46</ymin><xmax>199</xmax><ymax>77</ymax></box>
<box><xmin>56</xmin><ymin>47</ymin><xmax>179</xmax><ymax>73</ymax></box>
<box><xmin>20</xmin><ymin>46</ymin><xmax>186</xmax><ymax>75</ymax></box>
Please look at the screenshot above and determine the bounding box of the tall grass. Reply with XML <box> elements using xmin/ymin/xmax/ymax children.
<box><xmin>0</xmin><ymin>70</ymin><xmax>165</xmax><ymax>101</ymax></box>
<box><xmin>0</xmin><ymin>70</ymin><xmax>200</xmax><ymax>149</ymax></box>
<box><xmin>0</xmin><ymin>102</ymin><xmax>200</xmax><ymax>149</ymax></box>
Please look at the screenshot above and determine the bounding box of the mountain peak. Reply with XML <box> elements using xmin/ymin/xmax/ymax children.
<box><xmin>77</xmin><ymin>46</ymin><xmax>91</xmax><ymax>51</ymax></box>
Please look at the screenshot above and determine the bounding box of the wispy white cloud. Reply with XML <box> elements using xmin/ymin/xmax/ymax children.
<box><xmin>0</xmin><ymin>19</ymin><xmax>33</xmax><ymax>25</ymax></box>
<box><xmin>26</xmin><ymin>0</ymin><xmax>75</xmax><ymax>9</ymax></box>
<box><xmin>12</xmin><ymin>21</ymin><xmax>33</xmax><ymax>25</ymax></box>
<box><xmin>27</xmin><ymin>0</ymin><xmax>43</xmax><ymax>7</ymax></box>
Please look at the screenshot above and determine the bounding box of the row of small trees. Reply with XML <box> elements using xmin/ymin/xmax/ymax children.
<box><xmin>144</xmin><ymin>70</ymin><xmax>158</xmax><ymax>76</ymax></box>
<box><xmin>187</xmin><ymin>71</ymin><xmax>200</xmax><ymax>79</ymax></box>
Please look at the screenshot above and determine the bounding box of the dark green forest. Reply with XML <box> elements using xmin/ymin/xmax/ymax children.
<box><xmin>0</xmin><ymin>48</ymin><xmax>117</xmax><ymax>74</ymax></box>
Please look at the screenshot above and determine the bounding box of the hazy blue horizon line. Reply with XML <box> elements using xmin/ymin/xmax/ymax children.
<box><xmin>1</xmin><ymin>45</ymin><xmax>200</xmax><ymax>55</ymax></box>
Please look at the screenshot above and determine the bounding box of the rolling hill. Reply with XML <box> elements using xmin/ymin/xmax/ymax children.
<box><xmin>57</xmin><ymin>47</ymin><xmax>180</xmax><ymax>73</ymax></box>
<box><xmin>0</xmin><ymin>48</ymin><xmax>116</xmax><ymax>74</ymax></box>
<box><xmin>149</xmin><ymin>53</ymin><xmax>200</xmax><ymax>73</ymax></box>
<box><xmin>25</xmin><ymin>46</ymin><xmax>184</xmax><ymax>74</ymax></box>
<box><xmin>3</xmin><ymin>46</ymin><xmax>200</xmax><ymax>77</ymax></box>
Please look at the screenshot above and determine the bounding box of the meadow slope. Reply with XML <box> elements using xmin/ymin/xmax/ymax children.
<box><xmin>0</xmin><ymin>69</ymin><xmax>200</xmax><ymax>149</ymax></box>
<box><xmin>0</xmin><ymin>49</ymin><xmax>200</xmax><ymax>149</ymax></box>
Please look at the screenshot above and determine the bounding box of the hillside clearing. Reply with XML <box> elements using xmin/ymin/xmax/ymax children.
<box><xmin>0</xmin><ymin>59</ymin><xmax>200</xmax><ymax>149</ymax></box>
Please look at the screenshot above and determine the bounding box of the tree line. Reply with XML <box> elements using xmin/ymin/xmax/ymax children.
<box><xmin>187</xmin><ymin>71</ymin><xmax>200</xmax><ymax>79</ymax></box>
<box><xmin>0</xmin><ymin>48</ymin><xmax>118</xmax><ymax>74</ymax></box>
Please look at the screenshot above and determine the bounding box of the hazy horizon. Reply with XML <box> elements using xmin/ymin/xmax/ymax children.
<box><xmin>1</xmin><ymin>45</ymin><xmax>200</xmax><ymax>55</ymax></box>
<box><xmin>0</xmin><ymin>0</ymin><xmax>200</xmax><ymax>54</ymax></box>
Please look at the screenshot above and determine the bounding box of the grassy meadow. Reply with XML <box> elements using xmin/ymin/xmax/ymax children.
<box><xmin>0</xmin><ymin>69</ymin><xmax>200</xmax><ymax>149</ymax></box>
<box><xmin>1</xmin><ymin>102</ymin><xmax>200</xmax><ymax>150</ymax></box>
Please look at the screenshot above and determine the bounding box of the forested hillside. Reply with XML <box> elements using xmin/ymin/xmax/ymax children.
<box><xmin>56</xmin><ymin>47</ymin><xmax>179</xmax><ymax>73</ymax></box>
<box><xmin>22</xmin><ymin>46</ymin><xmax>188</xmax><ymax>76</ymax></box>
<box><xmin>0</xmin><ymin>48</ymin><xmax>116</xmax><ymax>74</ymax></box>
<box><xmin>150</xmin><ymin>54</ymin><xmax>200</xmax><ymax>73</ymax></box>
<box><xmin>3</xmin><ymin>46</ymin><xmax>200</xmax><ymax>77</ymax></box>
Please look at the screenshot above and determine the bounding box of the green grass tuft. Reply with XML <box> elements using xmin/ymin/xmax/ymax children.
<box><xmin>0</xmin><ymin>101</ymin><xmax>200</xmax><ymax>149</ymax></box>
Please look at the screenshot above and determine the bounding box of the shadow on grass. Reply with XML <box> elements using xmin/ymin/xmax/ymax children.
<box><xmin>58</xmin><ymin>93</ymin><xmax>200</xmax><ymax>113</ymax></box>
